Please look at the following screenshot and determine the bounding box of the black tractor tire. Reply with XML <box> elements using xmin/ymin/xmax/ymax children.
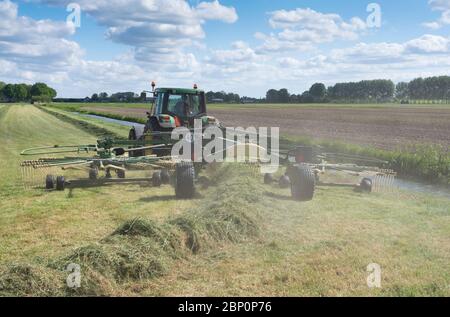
<box><xmin>152</xmin><ymin>171</ymin><xmax>162</xmax><ymax>187</ymax></box>
<box><xmin>160</xmin><ymin>169</ymin><xmax>170</xmax><ymax>184</ymax></box>
<box><xmin>288</xmin><ymin>164</ymin><xmax>316</xmax><ymax>201</ymax></box>
<box><xmin>264</xmin><ymin>173</ymin><xmax>274</xmax><ymax>184</ymax></box>
<box><xmin>279</xmin><ymin>175</ymin><xmax>291</xmax><ymax>189</ymax></box>
<box><xmin>128</xmin><ymin>127</ymin><xmax>145</xmax><ymax>157</ymax></box>
<box><xmin>175</xmin><ymin>162</ymin><xmax>195</xmax><ymax>199</ymax></box>
<box><xmin>117</xmin><ymin>169</ymin><xmax>126</xmax><ymax>179</ymax></box>
<box><xmin>56</xmin><ymin>176</ymin><xmax>65</xmax><ymax>191</ymax></box>
<box><xmin>45</xmin><ymin>175</ymin><xmax>55</xmax><ymax>190</ymax></box>
<box><xmin>89</xmin><ymin>168</ymin><xmax>98</xmax><ymax>180</ymax></box>
<box><xmin>360</xmin><ymin>178</ymin><xmax>373</xmax><ymax>193</ymax></box>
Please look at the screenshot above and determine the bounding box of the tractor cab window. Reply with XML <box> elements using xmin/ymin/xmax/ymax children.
<box><xmin>166</xmin><ymin>93</ymin><xmax>203</xmax><ymax>118</ymax></box>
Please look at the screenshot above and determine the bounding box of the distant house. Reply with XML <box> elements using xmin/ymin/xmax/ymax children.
<box><xmin>211</xmin><ymin>98</ymin><xmax>224</xmax><ymax>103</ymax></box>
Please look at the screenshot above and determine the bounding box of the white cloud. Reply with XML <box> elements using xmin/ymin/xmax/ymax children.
<box><xmin>429</xmin><ymin>0</ymin><xmax>450</xmax><ymax>11</ymax></box>
<box><xmin>405</xmin><ymin>34</ymin><xmax>450</xmax><ymax>53</ymax></box>
<box><xmin>256</xmin><ymin>8</ymin><xmax>367</xmax><ymax>52</ymax></box>
<box><xmin>36</xmin><ymin>0</ymin><xmax>237</xmax><ymax>67</ymax></box>
<box><xmin>423</xmin><ymin>0</ymin><xmax>450</xmax><ymax>29</ymax></box>
<box><xmin>0</xmin><ymin>0</ymin><xmax>238</xmax><ymax>96</ymax></box>
<box><xmin>196</xmin><ymin>0</ymin><xmax>238</xmax><ymax>23</ymax></box>
<box><xmin>206</xmin><ymin>41</ymin><xmax>258</xmax><ymax>65</ymax></box>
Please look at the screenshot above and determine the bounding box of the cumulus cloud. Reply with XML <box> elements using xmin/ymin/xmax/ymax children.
<box><xmin>196</xmin><ymin>0</ymin><xmax>238</xmax><ymax>23</ymax></box>
<box><xmin>256</xmin><ymin>8</ymin><xmax>367</xmax><ymax>52</ymax></box>
<box><xmin>0</xmin><ymin>0</ymin><xmax>80</xmax><ymax>69</ymax></box>
<box><xmin>423</xmin><ymin>0</ymin><xmax>450</xmax><ymax>29</ymax></box>
<box><xmin>0</xmin><ymin>0</ymin><xmax>238</xmax><ymax>96</ymax></box>
<box><xmin>35</xmin><ymin>0</ymin><xmax>237</xmax><ymax>67</ymax></box>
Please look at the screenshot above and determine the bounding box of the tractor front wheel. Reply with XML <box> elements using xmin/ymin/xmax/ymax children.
<box><xmin>175</xmin><ymin>162</ymin><xmax>195</xmax><ymax>199</ymax></box>
<box><xmin>288</xmin><ymin>164</ymin><xmax>315</xmax><ymax>201</ymax></box>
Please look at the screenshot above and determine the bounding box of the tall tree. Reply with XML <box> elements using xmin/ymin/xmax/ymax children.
<box><xmin>3</xmin><ymin>84</ymin><xmax>15</xmax><ymax>102</ymax></box>
<box><xmin>278</xmin><ymin>89</ymin><xmax>290</xmax><ymax>103</ymax></box>
<box><xmin>395</xmin><ymin>82</ymin><xmax>409</xmax><ymax>100</ymax></box>
<box><xmin>266</xmin><ymin>89</ymin><xmax>279</xmax><ymax>103</ymax></box>
<box><xmin>309</xmin><ymin>83</ymin><xmax>326</xmax><ymax>101</ymax></box>
<box><xmin>14</xmin><ymin>84</ymin><xmax>29</xmax><ymax>101</ymax></box>
<box><xmin>0</xmin><ymin>81</ymin><xmax>5</xmax><ymax>100</ymax></box>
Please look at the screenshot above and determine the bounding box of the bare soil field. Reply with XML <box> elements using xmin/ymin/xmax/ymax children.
<box><xmin>85</xmin><ymin>106</ymin><xmax>450</xmax><ymax>150</ymax></box>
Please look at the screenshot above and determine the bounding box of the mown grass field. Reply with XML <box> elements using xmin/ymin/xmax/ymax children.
<box><xmin>0</xmin><ymin>104</ymin><xmax>449</xmax><ymax>296</ymax></box>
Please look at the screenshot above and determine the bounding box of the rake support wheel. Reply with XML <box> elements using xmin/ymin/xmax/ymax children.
<box><xmin>175</xmin><ymin>161</ymin><xmax>195</xmax><ymax>199</ymax></box>
<box><xmin>117</xmin><ymin>169</ymin><xmax>126</xmax><ymax>179</ymax></box>
<box><xmin>89</xmin><ymin>168</ymin><xmax>98</xmax><ymax>180</ymax></box>
<box><xmin>288</xmin><ymin>164</ymin><xmax>316</xmax><ymax>201</ymax></box>
<box><xmin>152</xmin><ymin>171</ymin><xmax>162</xmax><ymax>187</ymax></box>
<box><xmin>160</xmin><ymin>169</ymin><xmax>170</xmax><ymax>184</ymax></box>
<box><xmin>45</xmin><ymin>175</ymin><xmax>55</xmax><ymax>190</ymax></box>
<box><xmin>56</xmin><ymin>176</ymin><xmax>65</xmax><ymax>191</ymax></box>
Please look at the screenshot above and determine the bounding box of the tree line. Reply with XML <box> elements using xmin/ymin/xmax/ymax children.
<box><xmin>266</xmin><ymin>80</ymin><xmax>394</xmax><ymax>103</ymax></box>
<box><xmin>90</xmin><ymin>91</ymin><xmax>148</xmax><ymax>103</ymax></box>
<box><xmin>396</xmin><ymin>76</ymin><xmax>450</xmax><ymax>103</ymax></box>
<box><xmin>205</xmin><ymin>91</ymin><xmax>241</xmax><ymax>103</ymax></box>
<box><xmin>264</xmin><ymin>76</ymin><xmax>450</xmax><ymax>104</ymax></box>
<box><xmin>0</xmin><ymin>82</ymin><xmax>57</xmax><ymax>103</ymax></box>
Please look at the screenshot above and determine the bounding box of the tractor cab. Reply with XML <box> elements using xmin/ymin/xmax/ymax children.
<box><xmin>128</xmin><ymin>84</ymin><xmax>220</xmax><ymax>156</ymax></box>
<box><xmin>151</xmin><ymin>87</ymin><xmax>208</xmax><ymax>130</ymax></box>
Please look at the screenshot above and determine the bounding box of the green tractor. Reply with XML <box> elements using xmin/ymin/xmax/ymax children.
<box><xmin>128</xmin><ymin>83</ymin><xmax>220</xmax><ymax>157</ymax></box>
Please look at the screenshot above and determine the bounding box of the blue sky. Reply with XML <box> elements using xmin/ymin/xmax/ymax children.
<box><xmin>1</xmin><ymin>0</ymin><xmax>449</xmax><ymax>97</ymax></box>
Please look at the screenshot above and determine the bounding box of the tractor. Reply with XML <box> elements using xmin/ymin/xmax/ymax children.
<box><xmin>128</xmin><ymin>83</ymin><xmax>220</xmax><ymax>157</ymax></box>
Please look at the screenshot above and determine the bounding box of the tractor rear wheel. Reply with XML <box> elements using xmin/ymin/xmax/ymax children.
<box><xmin>175</xmin><ymin>162</ymin><xmax>195</xmax><ymax>199</ymax></box>
<box><xmin>152</xmin><ymin>171</ymin><xmax>162</xmax><ymax>187</ymax></box>
<box><xmin>288</xmin><ymin>164</ymin><xmax>315</xmax><ymax>201</ymax></box>
<box><xmin>45</xmin><ymin>175</ymin><xmax>54</xmax><ymax>190</ymax></box>
<box><xmin>56</xmin><ymin>176</ymin><xmax>65</xmax><ymax>191</ymax></box>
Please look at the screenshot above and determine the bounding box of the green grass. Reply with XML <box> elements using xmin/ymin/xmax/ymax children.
<box><xmin>0</xmin><ymin>104</ymin><xmax>196</xmax><ymax>264</ymax></box>
<box><xmin>0</xmin><ymin>104</ymin><xmax>449</xmax><ymax>296</ymax></box>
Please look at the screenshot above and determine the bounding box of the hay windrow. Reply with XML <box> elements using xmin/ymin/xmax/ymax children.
<box><xmin>0</xmin><ymin>264</ymin><xmax>64</xmax><ymax>297</ymax></box>
<box><xmin>0</xmin><ymin>164</ymin><xmax>268</xmax><ymax>296</ymax></box>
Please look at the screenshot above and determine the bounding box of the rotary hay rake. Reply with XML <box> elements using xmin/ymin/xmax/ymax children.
<box><xmin>20</xmin><ymin>130</ymin><xmax>397</xmax><ymax>201</ymax></box>
<box><xmin>263</xmin><ymin>145</ymin><xmax>397</xmax><ymax>201</ymax></box>
<box><xmin>19</xmin><ymin>136</ymin><xmax>200</xmax><ymax>198</ymax></box>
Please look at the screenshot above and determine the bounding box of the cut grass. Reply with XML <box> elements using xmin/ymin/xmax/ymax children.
<box><xmin>0</xmin><ymin>104</ymin><xmax>449</xmax><ymax>297</ymax></box>
<box><xmin>0</xmin><ymin>164</ymin><xmax>266</xmax><ymax>296</ymax></box>
<box><xmin>0</xmin><ymin>104</ymin><xmax>196</xmax><ymax>264</ymax></box>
